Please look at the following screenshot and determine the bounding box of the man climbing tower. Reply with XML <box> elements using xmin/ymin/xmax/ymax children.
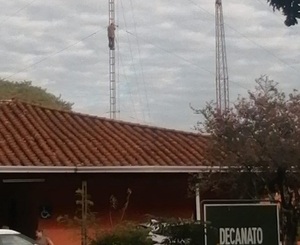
<box><xmin>107</xmin><ymin>22</ymin><xmax>117</xmax><ymax>50</ymax></box>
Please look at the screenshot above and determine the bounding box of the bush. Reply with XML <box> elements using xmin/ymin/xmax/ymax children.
<box><xmin>158</xmin><ymin>222</ymin><xmax>217</xmax><ymax>245</ymax></box>
<box><xmin>144</xmin><ymin>219</ymin><xmax>218</xmax><ymax>245</ymax></box>
<box><xmin>90</xmin><ymin>223</ymin><xmax>152</xmax><ymax>245</ymax></box>
<box><xmin>165</xmin><ymin>222</ymin><xmax>205</xmax><ymax>245</ymax></box>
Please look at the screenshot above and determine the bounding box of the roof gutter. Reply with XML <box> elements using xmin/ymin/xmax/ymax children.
<box><xmin>0</xmin><ymin>165</ymin><xmax>231</xmax><ymax>173</ymax></box>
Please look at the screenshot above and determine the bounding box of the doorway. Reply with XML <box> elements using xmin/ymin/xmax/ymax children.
<box><xmin>0</xmin><ymin>181</ymin><xmax>39</xmax><ymax>239</ymax></box>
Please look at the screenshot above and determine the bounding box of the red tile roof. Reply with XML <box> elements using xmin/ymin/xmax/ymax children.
<box><xmin>0</xmin><ymin>100</ymin><xmax>208</xmax><ymax>169</ymax></box>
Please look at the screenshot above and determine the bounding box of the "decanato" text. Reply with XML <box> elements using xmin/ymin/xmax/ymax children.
<box><xmin>219</xmin><ymin>227</ymin><xmax>263</xmax><ymax>245</ymax></box>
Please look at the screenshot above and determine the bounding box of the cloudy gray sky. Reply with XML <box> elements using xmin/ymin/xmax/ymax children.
<box><xmin>0</xmin><ymin>0</ymin><xmax>299</xmax><ymax>132</ymax></box>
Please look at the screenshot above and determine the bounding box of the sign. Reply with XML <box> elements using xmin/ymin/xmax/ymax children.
<box><xmin>204</xmin><ymin>203</ymin><xmax>280</xmax><ymax>245</ymax></box>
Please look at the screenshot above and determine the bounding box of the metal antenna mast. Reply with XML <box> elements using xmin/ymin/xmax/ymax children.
<box><xmin>108</xmin><ymin>0</ymin><xmax>117</xmax><ymax>119</ymax></box>
<box><xmin>215</xmin><ymin>0</ymin><xmax>229</xmax><ymax>113</ymax></box>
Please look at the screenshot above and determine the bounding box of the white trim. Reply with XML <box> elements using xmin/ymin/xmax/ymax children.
<box><xmin>2</xmin><ymin>178</ymin><xmax>45</xmax><ymax>183</ymax></box>
<box><xmin>204</xmin><ymin>203</ymin><xmax>278</xmax><ymax>207</ymax></box>
<box><xmin>276</xmin><ymin>204</ymin><xmax>280</xmax><ymax>244</ymax></box>
<box><xmin>0</xmin><ymin>165</ymin><xmax>287</xmax><ymax>173</ymax></box>
<box><xmin>204</xmin><ymin>204</ymin><xmax>208</xmax><ymax>245</ymax></box>
<box><xmin>195</xmin><ymin>184</ymin><xmax>201</xmax><ymax>220</ymax></box>
<box><xmin>0</xmin><ymin>165</ymin><xmax>230</xmax><ymax>173</ymax></box>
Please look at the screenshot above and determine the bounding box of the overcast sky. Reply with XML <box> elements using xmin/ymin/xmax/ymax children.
<box><xmin>0</xmin><ymin>0</ymin><xmax>299</xmax><ymax>132</ymax></box>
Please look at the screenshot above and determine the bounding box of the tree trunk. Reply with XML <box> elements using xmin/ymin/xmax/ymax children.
<box><xmin>282</xmin><ymin>207</ymin><xmax>298</xmax><ymax>245</ymax></box>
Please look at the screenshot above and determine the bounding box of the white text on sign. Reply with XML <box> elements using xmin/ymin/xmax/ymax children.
<box><xmin>219</xmin><ymin>227</ymin><xmax>263</xmax><ymax>245</ymax></box>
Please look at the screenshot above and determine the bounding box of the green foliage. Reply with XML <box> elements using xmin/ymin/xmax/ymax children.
<box><xmin>109</xmin><ymin>188</ymin><xmax>132</xmax><ymax>227</ymax></box>
<box><xmin>195</xmin><ymin>77</ymin><xmax>300</xmax><ymax>198</ymax></box>
<box><xmin>199</xmin><ymin>76</ymin><xmax>300</xmax><ymax>177</ymax></box>
<box><xmin>267</xmin><ymin>0</ymin><xmax>300</xmax><ymax>26</ymax></box>
<box><xmin>57</xmin><ymin>187</ymin><xmax>96</xmax><ymax>227</ymax></box>
<box><xmin>159</xmin><ymin>222</ymin><xmax>214</xmax><ymax>245</ymax></box>
<box><xmin>0</xmin><ymin>79</ymin><xmax>73</xmax><ymax>110</ymax></box>
<box><xmin>90</xmin><ymin>223</ymin><xmax>152</xmax><ymax>245</ymax></box>
<box><xmin>195</xmin><ymin>76</ymin><xmax>300</xmax><ymax>244</ymax></box>
<box><xmin>141</xmin><ymin>217</ymin><xmax>217</xmax><ymax>245</ymax></box>
<box><xmin>57</xmin><ymin>182</ymin><xmax>97</xmax><ymax>245</ymax></box>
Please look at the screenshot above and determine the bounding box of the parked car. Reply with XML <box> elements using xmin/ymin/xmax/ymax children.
<box><xmin>0</xmin><ymin>229</ymin><xmax>36</xmax><ymax>245</ymax></box>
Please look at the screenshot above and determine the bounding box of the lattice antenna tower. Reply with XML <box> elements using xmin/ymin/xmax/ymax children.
<box><xmin>108</xmin><ymin>0</ymin><xmax>117</xmax><ymax>119</ymax></box>
<box><xmin>215</xmin><ymin>0</ymin><xmax>229</xmax><ymax>113</ymax></box>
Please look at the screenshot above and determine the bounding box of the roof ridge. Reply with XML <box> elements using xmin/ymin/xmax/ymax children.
<box><xmin>0</xmin><ymin>98</ymin><xmax>70</xmax><ymax>112</ymax></box>
<box><xmin>0</xmin><ymin>99</ymin><xmax>202</xmax><ymax>136</ymax></box>
<box><xmin>0</xmin><ymin>98</ymin><xmax>208</xmax><ymax>168</ymax></box>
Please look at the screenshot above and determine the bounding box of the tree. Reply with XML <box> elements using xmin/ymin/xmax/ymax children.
<box><xmin>195</xmin><ymin>76</ymin><xmax>300</xmax><ymax>244</ymax></box>
<box><xmin>267</xmin><ymin>0</ymin><xmax>300</xmax><ymax>26</ymax></box>
<box><xmin>57</xmin><ymin>181</ymin><xmax>97</xmax><ymax>245</ymax></box>
<box><xmin>0</xmin><ymin>79</ymin><xmax>73</xmax><ymax>110</ymax></box>
<box><xmin>109</xmin><ymin>188</ymin><xmax>132</xmax><ymax>228</ymax></box>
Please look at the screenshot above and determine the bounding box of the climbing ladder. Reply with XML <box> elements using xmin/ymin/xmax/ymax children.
<box><xmin>108</xmin><ymin>0</ymin><xmax>117</xmax><ymax>119</ymax></box>
<box><xmin>109</xmin><ymin>49</ymin><xmax>116</xmax><ymax>119</ymax></box>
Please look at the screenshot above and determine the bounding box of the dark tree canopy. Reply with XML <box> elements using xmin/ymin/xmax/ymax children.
<box><xmin>200</xmin><ymin>77</ymin><xmax>300</xmax><ymax>174</ymax></box>
<box><xmin>196</xmin><ymin>76</ymin><xmax>300</xmax><ymax>244</ymax></box>
<box><xmin>0</xmin><ymin>79</ymin><xmax>73</xmax><ymax>110</ymax></box>
<box><xmin>268</xmin><ymin>0</ymin><xmax>300</xmax><ymax>26</ymax></box>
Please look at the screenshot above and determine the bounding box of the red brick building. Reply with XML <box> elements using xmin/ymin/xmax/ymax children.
<box><xmin>0</xmin><ymin>100</ymin><xmax>209</xmax><ymax>245</ymax></box>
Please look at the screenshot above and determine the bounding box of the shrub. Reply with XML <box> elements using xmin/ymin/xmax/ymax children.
<box><xmin>90</xmin><ymin>223</ymin><xmax>152</xmax><ymax>245</ymax></box>
<box><xmin>144</xmin><ymin>218</ymin><xmax>218</xmax><ymax>245</ymax></box>
<box><xmin>165</xmin><ymin>222</ymin><xmax>205</xmax><ymax>244</ymax></box>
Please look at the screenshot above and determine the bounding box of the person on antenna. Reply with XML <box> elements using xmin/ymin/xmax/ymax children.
<box><xmin>107</xmin><ymin>22</ymin><xmax>117</xmax><ymax>50</ymax></box>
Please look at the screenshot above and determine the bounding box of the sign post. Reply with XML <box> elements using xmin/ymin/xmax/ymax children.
<box><xmin>204</xmin><ymin>203</ymin><xmax>280</xmax><ymax>245</ymax></box>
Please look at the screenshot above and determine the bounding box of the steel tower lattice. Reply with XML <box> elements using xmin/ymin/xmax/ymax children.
<box><xmin>109</xmin><ymin>0</ymin><xmax>117</xmax><ymax>119</ymax></box>
<box><xmin>215</xmin><ymin>0</ymin><xmax>229</xmax><ymax>113</ymax></box>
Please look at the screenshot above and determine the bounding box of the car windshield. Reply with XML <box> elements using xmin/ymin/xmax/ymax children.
<box><xmin>0</xmin><ymin>234</ymin><xmax>35</xmax><ymax>245</ymax></box>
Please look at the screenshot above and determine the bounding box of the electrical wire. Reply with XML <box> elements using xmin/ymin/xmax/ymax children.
<box><xmin>118</xmin><ymin>51</ymin><xmax>139</xmax><ymax>121</ymax></box>
<box><xmin>225</xmin><ymin>25</ymin><xmax>299</xmax><ymax>74</ymax></box>
<box><xmin>120</xmin><ymin>0</ymin><xmax>145</xmax><ymax>121</ymax></box>
<box><xmin>125</xmin><ymin>30</ymin><xmax>215</xmax><ymax>76</ymax></box>
<box><xmin>1</xmin><ymin>1</ymin><xmax>288</xmax><ymax>108</ymax></box>
<box><xmin>122</xmin><ymin>2</ymin><xmax>262</xmax><ymax>100</ymax></box>
<box><xmin>0</xmin><ymin>0</ymin><xmax>37</xmax><ymax>27</ymax></box>
<box><xmin>186</xmin><ymin>0</ymin><xmax>214</xmax><ymax>17</ymax></box>
<box><xmin>129</xmin><ymin>0</ymin><xmax>151</xmax><ymax>122</ymax></box>
<box><xmin>4</xmin><ymin>29</ymin><xmax>102</xmax><ymax>80</ymax></box>
<box><xmin>254</xmin><ymin>0</ymin><xmax>285</xmax><ymax>22</ymax></box>
<box><xmin>186</xmin><ymin>0</ymin><xmax>299</xmax><ymax>75</ymax></box>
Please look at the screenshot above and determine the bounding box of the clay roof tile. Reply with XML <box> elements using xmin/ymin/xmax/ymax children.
<box><xmin>0</xmin><ymin>100</ymin><xmax>208</xmax><ymax>167</ymax></box>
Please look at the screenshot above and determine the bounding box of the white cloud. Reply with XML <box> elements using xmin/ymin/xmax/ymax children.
<box><xmin>0</xmin><ymin>0</ymin><xmax>299</xmax><ymax>132</ymax></box>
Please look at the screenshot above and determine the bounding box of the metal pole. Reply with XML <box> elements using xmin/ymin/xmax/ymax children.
<box><xmin>108</xmin><ymin>0</ymin><xmax>116</xmax><ymax>119</ymax></box>
<box><xmin>81</xmin><ymin>180</ymin><xmax>87</xmax><ymax>245</ymax></box>
<box><xmin>195</xmin><ymin>182</ymin><xmax>201</xmax><ymax>220</ymax></box>
<box><xmin>195</xmin><ymin>175</ymin><xmax>203</xmax><ymax>243</ymax></box>
<box><xmin>215</xmin><ymin>0</ymin><xmax>229</xmax><ymax>113</ymax></box>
